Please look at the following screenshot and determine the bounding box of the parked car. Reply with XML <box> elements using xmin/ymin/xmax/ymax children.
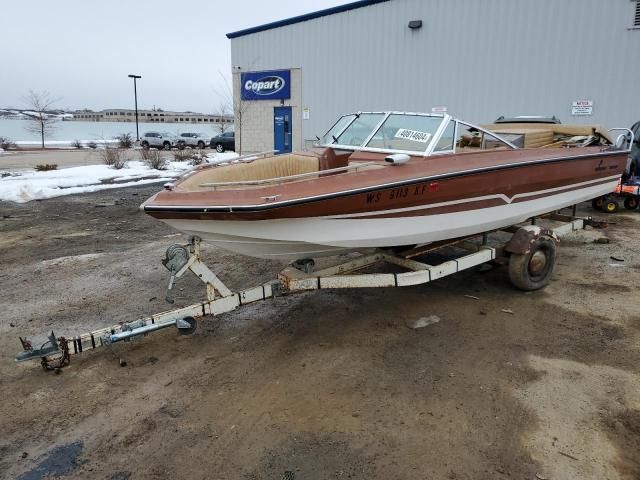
<box><xmin>140</xmin><ymin>132</ymin><xmax>179</xmax><ymax>150</ymax></box>
<box><xmin>177</xmin><ymin>132</ymin><xmax>209</xmax><ymax>149</ymax></box>
<box><xmin>210</xmin><ymin>131</ymin><xmax>235</xmax><ymax>152</ymax></box>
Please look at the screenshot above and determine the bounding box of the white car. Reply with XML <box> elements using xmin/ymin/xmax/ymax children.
<box><xmin>177</xmin><ymin>132</ymin><xmax>209</xmax><ymax>149</ymax></box>
<box><xmin>140</xmin><ymin>131</ymin><xmax>179</xmax><ymax>150</ymax></box>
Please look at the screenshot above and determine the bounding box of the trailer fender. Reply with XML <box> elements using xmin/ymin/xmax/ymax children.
<box><xmin>504</xmin><ymin>226</ymin><xmax>559</xmax><ymax>255</ymax></box>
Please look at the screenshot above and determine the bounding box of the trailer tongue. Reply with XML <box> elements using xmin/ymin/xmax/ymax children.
<box><xmin>15</xmin><ymin>211</ymin><xmax>593</xmax><ymax>372</ymax></box>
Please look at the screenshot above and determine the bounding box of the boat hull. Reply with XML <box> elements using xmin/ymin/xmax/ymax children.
<box><xmin>157</xmin><ymin>174</ymin><xmax>620</xmax><ymax>259</ymax></box>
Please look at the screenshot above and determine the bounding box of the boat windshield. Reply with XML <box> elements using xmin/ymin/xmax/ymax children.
<box><xmin>317</xmin><ymin>111</ymin><xmax>517</xmax><ymax>155</ymax></box>
<box><xmin>319</xmin><ymin>114</ymin><xmax>356</xmax><ymax>145</ymax></box>
<box><xmin>334</xmin><ymin>113</ymin><xmax>386</xmax><ymax>146</ymax></box>
<box><xmin>365</xmin><ymin>114</ymin><xmax>443</xmax><ymax>152</ymax></box>
<box><xmin>318</xmin><ymin>112</ymin><xmax>446</xmax><ymax>154</ymax></box>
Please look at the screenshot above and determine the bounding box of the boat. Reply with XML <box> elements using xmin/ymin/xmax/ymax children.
<box><xmin>142</xmin><ymin>112</ymin><xmax>629</xmax><ymax>260</ymax></box>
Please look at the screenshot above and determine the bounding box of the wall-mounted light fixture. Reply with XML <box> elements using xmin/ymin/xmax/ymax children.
<box><xmin>408</xmin><ymin>20</ymin><xmax>422</xmax><ymax>30</ymax></box>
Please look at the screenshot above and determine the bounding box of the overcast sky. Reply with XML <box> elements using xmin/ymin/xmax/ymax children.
<box><xmin>0</xmin><ymin>0</ymin><xmax>346</xmax><ymax>112</ymax></box>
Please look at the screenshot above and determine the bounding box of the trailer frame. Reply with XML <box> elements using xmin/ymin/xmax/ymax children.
<box><xmin>15</xmin><ymin>210</ymin><xmax>590</xmax><ymax>370</ymax></box>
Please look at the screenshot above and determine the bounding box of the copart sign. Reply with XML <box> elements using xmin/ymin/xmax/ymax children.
<box><xmin>241</xmin><ymin>70</ymin><xmax>291</xmax><ymax>100</ymax></box>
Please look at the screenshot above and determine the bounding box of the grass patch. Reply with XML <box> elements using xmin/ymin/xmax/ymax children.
<box><xmin>0</xmin><ymin>136</ymin><xmax>17</xmax><ymax>150</ymax></box>
<box><xmin>35</xmin><ymin>164</ymin><xmax>58</xmax><ymax>171</ymax></box>
<box><xmin>100</xmin><ymin>148</ymin><xmax>128</xmax><ymax>169</ymax></box>
<box><xmin>115</xmin><ymin>133</ymin><xmax>134</xmax><ymax>149</ymax></box>
<box><xmin>140</xmin><ymin>149</ymin><xmax>167</xmax><ymax>170</ymax></box>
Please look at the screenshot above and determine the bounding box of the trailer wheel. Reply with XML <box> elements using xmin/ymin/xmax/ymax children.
<box><xmin>623</xmin><ymin>197</ymin><xmax>639</xmax><ymax>210</ymax></box>
<box><xmin>603</xmin><ymin>199</ymin><xmax>619</xmax><ymax>213</ymax></box>
<box><xmin>508</xmin><ymin>236</ymin><xmax>556</xmax><ymax>291</ymax></box>
<box><xmin>591</xmin><ymin>197</ymin><xmax>604</xmax><ymax>210</ymax></box>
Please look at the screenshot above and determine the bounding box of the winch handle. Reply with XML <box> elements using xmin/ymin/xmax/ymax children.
<box><xmin>165</xmin><ymin>269</ymin><xmax>177</xmax><ymax>304</ymax></box>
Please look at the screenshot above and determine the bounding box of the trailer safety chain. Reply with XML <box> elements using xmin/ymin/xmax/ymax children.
<box><xmin>40</xmin><ymin>337</ymin><xmax>70</xmax><ymax>372</ymax></box>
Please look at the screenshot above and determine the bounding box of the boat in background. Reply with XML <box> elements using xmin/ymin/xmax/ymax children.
<box><xmin>142</xmin><ymin>112</ymin><xmax>630</xmax><ymax>260</ymax></box>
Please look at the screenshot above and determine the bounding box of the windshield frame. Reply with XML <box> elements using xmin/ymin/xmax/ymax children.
<box><xmin>319</xmin><ymin>114</ymin><xmax>357</xmax><ymax>145</ymax></box>
<box><xmin>317</xmin><ymin>111</ymin><xmax>517</xmax><ymax>156</ymax></box>
<box><xmin>321</xmin><ymin>112</ymin><xmax>444</xmax><ymax>155</ymax></box>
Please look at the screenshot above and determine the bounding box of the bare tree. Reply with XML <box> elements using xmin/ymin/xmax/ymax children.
<box><xmin>212</xmin><ymin>100</ymin><xmax>233</xmax><ymax>136</ymax></box>
<box><xmin>24</xmin><ymin>90</ymin><xmax>59</xmax><ymax>149</ymax></box>
<box><xmin>215</xmin><ymin>70</ymin><xmax>253</xmax><ymax>155</ymax></box>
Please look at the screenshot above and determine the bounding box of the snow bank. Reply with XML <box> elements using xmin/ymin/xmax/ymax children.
<box><xmin>0</xmin><ymin>152</ymin><xmax>239</xmax><ymax>203</ymax></box>
<box><xmin>0</xmin><ymin>161</ymin><xmax>185</xmax><ymax>203</ymax></box>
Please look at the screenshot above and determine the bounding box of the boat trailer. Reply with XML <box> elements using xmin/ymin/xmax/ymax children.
<box><xmin>15</xmin><ymin>211</ymin><xmax>596</xmax><ymax>371</ymax></box>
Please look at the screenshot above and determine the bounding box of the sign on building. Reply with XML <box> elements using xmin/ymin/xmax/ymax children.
<box><xmin>571</xmin><ymin>100</ymin><xmax>593</xmax><ymax>116</ymax></box>
<box><xmin>241</xmin><ymin>70</ymin><xmax>291</xmax><ymax>100</ymax></box>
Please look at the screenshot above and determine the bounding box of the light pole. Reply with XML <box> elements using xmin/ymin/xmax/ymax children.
<box><xmin>128</xmin><ymin>74</ymin><xmax>142</xmax><ymax>141</ymax></box>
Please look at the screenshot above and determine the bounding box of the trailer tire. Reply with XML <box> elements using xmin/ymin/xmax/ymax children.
<box><xmin>591</xmin><ymin>197</ymin><xmax>604</xmax><ymax>210</ymax></box>
<box><xmin>508</xmin><ymin>236</ymin><xmax>556</xmax><ymax>291</ymax></box>
<box><xmin>623</xmin><ymin>197</ymin><xmax>639</xmax><ymax>210</ymax></box>
<box><xmin>603</xmin><ymin>199</ymin><xmax>619</xmax><ymax>213</ymax></box>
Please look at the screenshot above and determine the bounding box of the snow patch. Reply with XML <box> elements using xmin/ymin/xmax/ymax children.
<box><xmin>0</xmin><ymin>152</ymin><xmax>239</xmax><ymax>203</ymax></box>
<box><xmin>41</xmin><ymin>253</ymin><xmax>105</xmax><ymax>267</ymax></box>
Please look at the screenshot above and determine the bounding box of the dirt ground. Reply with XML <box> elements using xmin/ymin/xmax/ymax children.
<box><xmin>0</xmin><ymin>184</ymin><xmax>639</xmax><ymax>480</ymax></box>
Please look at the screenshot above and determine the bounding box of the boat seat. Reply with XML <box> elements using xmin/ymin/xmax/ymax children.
<box><xmin>180</xmin><ymin>154</ymin><xmax>320</xmax><ymax>190</ymax></box>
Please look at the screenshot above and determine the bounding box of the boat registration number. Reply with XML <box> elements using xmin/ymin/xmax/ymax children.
<box><xmin>394</xmin><ymin>129</ymin><xmax>431</xmax><ymax>143</ymax></box>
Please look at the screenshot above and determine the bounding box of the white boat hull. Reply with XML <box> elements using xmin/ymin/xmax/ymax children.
<box><xmin>159</xmin><ymin>176</ymin><xmax>619</xmax><ymax>260</ymax></box>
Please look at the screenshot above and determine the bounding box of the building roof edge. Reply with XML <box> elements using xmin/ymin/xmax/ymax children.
<box><xmin>226</xmin><ymin>0</ymin><xmax>390</xmax><ymax>39</ymax></box>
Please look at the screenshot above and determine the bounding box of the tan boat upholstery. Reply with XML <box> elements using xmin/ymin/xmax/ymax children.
<box><xmin>482</xmin><ymin>123</ymin><xmax>614</xmax><ymax>147</ymax></box>
<box><xmin>179</xmin><ymin>153</ymin><xmax>320</xmax><ymax>191</ymax></box>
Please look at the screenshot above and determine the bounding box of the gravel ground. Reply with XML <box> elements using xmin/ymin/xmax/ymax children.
<box><xmin>0</xmin><ymin>184</ymin><xmax>638</xmax><ymax>480</ymax></box>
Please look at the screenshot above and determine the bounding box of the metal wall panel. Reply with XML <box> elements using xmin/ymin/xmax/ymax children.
<box><xmin>231</xmin><ymin>0</ymin><xmax>640</xmax><ymax>143</ymax></box>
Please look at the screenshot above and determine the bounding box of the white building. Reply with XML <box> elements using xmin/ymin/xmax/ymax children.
<box><xmin>227</xmin><ymin>0</ymin><xmax>640</xmax><ymax>153</ymax></box>
<box><xmin>70</xmin><ymin>109</ymin><xmax>233</xmax><ymax>126</ymax></box>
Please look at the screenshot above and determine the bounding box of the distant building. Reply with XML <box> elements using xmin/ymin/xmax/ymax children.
<box><xmin>68</xmin><ymin>109</ymin><xmax>233</xmax><ymax>126</ymax></box>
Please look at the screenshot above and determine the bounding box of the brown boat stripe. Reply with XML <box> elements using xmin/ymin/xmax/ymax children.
<box><xmin>146</xmin><ymin>173</ymin><xmax>620</xmax><ymax>221</ymax></box>
<box><xmin>335</xmin><ymin>177</ymin><xmax>616</xmax><ymax>219</ymax></box>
